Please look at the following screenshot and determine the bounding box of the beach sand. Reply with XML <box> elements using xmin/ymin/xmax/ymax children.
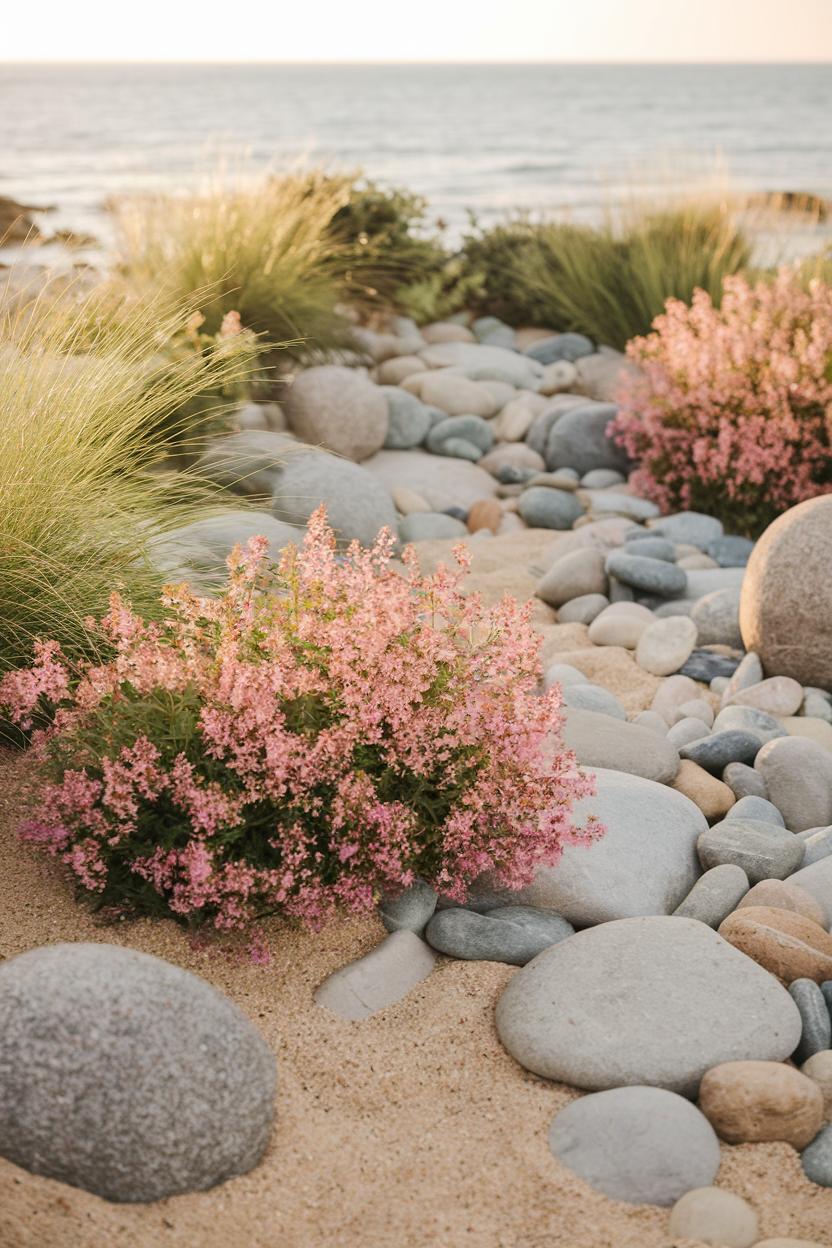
<box><xmin>1</xmin><ymin>533</ymin><xmax>831</xmax><ymax>1247</ymax></box>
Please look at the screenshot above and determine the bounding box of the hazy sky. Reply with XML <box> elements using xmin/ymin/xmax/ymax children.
<box><xmin>3</xmin><ymin>0</ymin><xmax>832</xmax><ymax>62</ymax></box>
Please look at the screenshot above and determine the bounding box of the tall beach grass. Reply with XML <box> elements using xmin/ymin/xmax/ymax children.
<box><xmin>0</xmin><ymin>278</ymin><xmax>251</xmax><ymax>671</ymax></box>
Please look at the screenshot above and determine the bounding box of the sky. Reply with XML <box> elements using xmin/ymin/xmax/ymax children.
<box><xmin>2</xmin><ymin>0</ymin><xmax>832</xmax><ymax>62</ymax></box>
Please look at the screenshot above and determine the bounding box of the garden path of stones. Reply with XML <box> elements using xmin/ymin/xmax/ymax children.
<box><xmin>3</xmin><ymin>312</ymin><xmax>832</xmax><ymax>1244</ymax></box>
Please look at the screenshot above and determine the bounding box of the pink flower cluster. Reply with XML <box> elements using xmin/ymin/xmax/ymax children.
<box><xmin>2</xmin><ymin>509</ymin><xmax>598</xmax><ymax>939</ymax></box>
<box><xmin>611</xmin><ymin>269</ymin><xmax>832</xmax><ymax>533</ymax></box>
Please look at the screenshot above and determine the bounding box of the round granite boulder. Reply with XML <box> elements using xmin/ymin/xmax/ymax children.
<box><xmin>547</xmin><ymin>1086</ymin><xmax>720</xmax><ymax>1206</ymax></box>
<box><xmin>495</xmin><ymin>916</ymin><xmax>802</xmax><ymax>1097</ymax></box>
<box><xmin>0</xmin><ymin>943</ymin><xmax>276</xmax><ymax>1203</ymax></box>
<box><xmin>739</xmin><ymin>495</ymin><xmax>832</xmax><ymax>690</ymax></box>
<box><xmin>284</xmin><ymin>365</ymin><xmax>388</xmax><ymax>461</ymax></box>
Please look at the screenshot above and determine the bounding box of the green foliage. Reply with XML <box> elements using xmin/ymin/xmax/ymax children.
<box><xmin>0</xmin><ymin>278</ymin><xmax>247</xmax><ymax>671</ymax></box>
<box><xmin>458</xmin><ymin>204</ymin><xmax>752</xmax><ymax>348</ymax></box>
<box><xmin>329</xmin><ymin>178</ymin><xmax>451</xmax><ymax>314</ymax></box>
<box><xmin>114</xmin><ymin>174</ymin><xmax>358</xmax><ymax>354</ymax></box>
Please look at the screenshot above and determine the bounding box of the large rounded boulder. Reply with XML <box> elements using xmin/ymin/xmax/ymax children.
<box><xmin>284</xmin><ymin>365</ymin><xmax>388</xmax><ymax>461</ymax></box>
<box><xmin>495</xmin><ymin>916</ymin><xmax>802</xmax><ymax>1097</ymax></box>
<box><xmin>739</xmin><ymin>495</ymin><xmax>832</xmax><ymax>690</ymax></box>
<box><xmin>0</xmin><ymin>943</ymin><xmax>276</xmax><ymax>1202</ymax></box>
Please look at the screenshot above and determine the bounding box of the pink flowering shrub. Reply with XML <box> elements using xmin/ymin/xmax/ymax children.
<box><xmin>611</xmin><ymin>269</ymin><xmax>832</xmax><ymax>534</ymax></box>
<box><xmin>1</xmin><ymin>510</ymin><xmax>598</xmax><ymax>938</ymax></box>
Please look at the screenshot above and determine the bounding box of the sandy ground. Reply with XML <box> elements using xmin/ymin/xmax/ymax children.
<box><xmin>1</xmin><ymin>532</ymin><xmax>832</xmax><ymax>1247</ymax></box>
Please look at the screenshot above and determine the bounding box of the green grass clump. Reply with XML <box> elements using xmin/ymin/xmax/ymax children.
<box><xmin>0</xmin><ymin>279</ymin><xmax>250</xmax><ymax>671</ymax></box>
<box><xmin>459</xmin><ymin>203</ymin><xmax>752</xmax><ymax>348</ymax></box>
<box><xmin>115</xmin><ymin>173</ymin><xmax>359</xmax><ymax>353</ymax></box>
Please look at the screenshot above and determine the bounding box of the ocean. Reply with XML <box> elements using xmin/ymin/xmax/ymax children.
<box><xmin>1</xmin><ymin>61</ymin><xmax>831</xmax><ymax>251</ymax></box>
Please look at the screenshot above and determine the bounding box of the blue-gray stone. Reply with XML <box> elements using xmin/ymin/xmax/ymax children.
<box><xmin>801</xmin><ymin>1124</ymin><xmax>832</xmax><ymax>1186</ymax></box>
<box><xmin>697</xmin><ymin>818</ymin><xmax>805</xmax><ymax>883</ymax></box>
<box><xmin>425</xmin><ymin>905</ymin><xmax>574</xmax><ymax>966</ymax></box>
<box><xmin>623</xmin><ymin>537</ymin><xmax>677</xmax><ymax>563</ymax></box>
<box><xmin>0</xmin><ymin>943</ymin><xmax>276</xmax><ymax>1203</ymax></box>
<box><xmin>822</xmin><ymin>982</ymin><xmax>832</xmax><ymax>1020</ymax></box>
<box><xmin>380</xmin><ymin>881</ymin><xmax>438</xmax><ymax>936</ymax></box>
<box><xmin>673</xmin><ymin>865</ymin><xmax>750</xmax><ymax>928</ymax></box>
<box><xmin>544</xmin><ymin>404</ymin><xmax>630</xmax><ymax>476</ymax></box>
<box><xmin>681</xmin><ymin>731</ymin><xmax>762</xmax><ymax>774</ymax></box>
<box><xmin>690</xmin><ymin>588</ymin><xmax>742</xmax><ymax>649</ymax></box>
<box><xmin>804</xmin><ymin>688</ymin><xmax>832</xmax><ymax>724</ymax></box>
<box><xmin>547</xmin><ymin>1086</ymin><xmax>721</xmax><ymax>1207</ymax></box>
<box><xmin>705</xmin><ymin>535</ymin><xmax>756</xmax><ymax>567</ymax></box>
<box><xmin>802</xmin><ymin>827</ymin><xmax>832</xmax><ymax>866</ymax></box>
<box><xmin>518</xmin><ymin>487</ymin><xmax>584</xmax><ymax>530</ymax></box>
<box><xmin>427</xmin><ymin>415</ymin><xmax>494</xmax><ymax>457</ymax></box>
<box><xmin>605</xmin><ymin>551</ymin><xmax>688</xmax><ymax>597</ymax></box>
<box><xmin>679</xmin><ymin>651</ymin><xmax>742</xmax><ymax>683</ymax></box>
<box><xmin>561</xmin><ymin>684</ymin><xmax>627</xmax><ymax>720</ymax></box>
<box><xmin>789</xmin><ymin>979</ymin><xmax>832</xmax><ymax>1063</ymax></box>
<box><xmin>496</xmin><ymin>464</ymin><xmax>536</xmax><ymax>485</ymax></box>
<box><xmin>381</xmin><ymin>387</ymin><xmax>434</xmax><ymax>449</ymax></box>
<box><xmin>609</xmin><ymin>577</ymin><xmax>635</xmax><ymax>603</ymax></box>
<box><xmin>526</xmin><ymin>407</ymin><xmax>564</xmax><ymax>457</ymax></box>
<box><xmin>443</xmin><ymin>505</ymin><xmax>468</xmax><ymax>522</ymax></box>
<box><xmin>727</xmin><ymin>795</ymin><xmax>785</xmax><ymax>827</ymax></box>
<box><xmin>526</xmin><ymin>332</ymin><xmax>595</xmax><ymax>364</ymax></box>
<box><xmin>723</xmin><ymin>762</ymin><xmax>768</xmax><ymax>801</ymax></box>
<box><xmin>713</xmin><ymin>705</ymin><xmax>788</xmax><ymax>747</ymax></box>
<box><xmin>649</xmin><ymin>512</ymin><xmax>724</xmax><ymax>549</ymax></box>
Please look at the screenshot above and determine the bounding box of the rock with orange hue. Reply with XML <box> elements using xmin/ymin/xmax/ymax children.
<box><xmin>718</xmin><ymin>906</ymin><xmax>832</xmax><ymax>983</ymax></box>
<box><xmin>736</xmin><ymin>879</ymin><xmax>828</xmax><ymax>928</ymax></box>
<box><xmin>466</xmin><ymin>499</ymin><xmax>502</xmax><ymax>535</ymax></box>
<box><xmin>698</xmin><ymin>1060</ymin><xmax>824</xmax><ymax>1148</ymax></box>
<box><xmin>671</xmin><ymin>760</ymin><xmax>736</xmax><ymax>822</ymax></box>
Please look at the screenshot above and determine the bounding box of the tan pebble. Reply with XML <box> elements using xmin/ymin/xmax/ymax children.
<box><xmin>391</xmin><ymin>486</ymin><xmax>431</xmax><ymax>515</ymax></box>
<box><xmin>698</xmin><ymin>1060</ymin><xmax>824</xmax><ymax>1148</ymax></box>
<box><xmin>492</xmin><ymin>397</ymin><xmax>536</xmax><ymax>442</ymax></box>
<box><xmin>781</xmin><ymin>716</ymin><xmax>832</xmax><ymax>755</ymax></box>
<box><xmin>678</xmin><ymin>553</ymin><xmax>720</xmax><ymax>570</ymax></box>
<box><xmin>801</xmin><ymin>1050</ymin><xmax>832</xmax><ymax>1122</ymax></box>
<box><xmin>467</xmin><ymin>500</ymin><xmax>502</xmax><ymax>535</ymax></box>
<box><xmin>538</xmin><ymin>359</ymin><xmax>578</xmax><ymax>396</ymax></box>
<box><xmin>753</xmin><ymin>1240</ymin><xmax>826</xmax><ymax>1247</ymax></box>
<box><xmin>420</xmin><ymin>322</ymin><xmax>475</xmax><ymax>344</ymax></box>
<box><xmin>671</xmin><ymin>760</ymin><xmax>736</xmax><ymax>821</ymax></box>
<box><xmin>668</xmin><ymin>1187</ymin><xmax>759</xmax><ymax>1248</ymax></box>
<box><xmin>718</xmin><ymin>906</ymin><xmax>832</xmax><ymax>984</ymax></box>
<box><xmin>376</xmin><ymin>355</ymin><xmax>427</xmax><ymax>385</ymax></box>
<box><xmin>514</xmin><ymin>326</ymin><xmax>557</xmax><ymax>349</ymax></box>
<box><xmin>737</xmin><ymin>880</ymin><xmax>828</xmax><ymax>928</ymax></box>
<box><xmin>497</xmin><ymin>512</ymin><xmax>526</xmax><ymax>536</ymax></box>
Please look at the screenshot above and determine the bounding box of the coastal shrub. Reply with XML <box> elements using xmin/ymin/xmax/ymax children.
<box><xmin>460</xmin><ymin>204</ymin><xmax>751</xmax><ymax>347</ymax></box>
<box><xmin>0</xmin><ymin>281</ymin><xmax>249</xmax><ymax>671</ymax></box>
<box><xmin>610</xmin><ymin>269</ymin><xmax>832</xmax><ymax>535</ymax></box>
<box><xmin>329</xmin><ymin>178</ymin><xmax>453</xmax><ymax>315</ymax></box>
<box><xmin>1</xmin><ymin>510</ymin><xmax>599</xmax><ymax>938</ymax></box>
<box><xmin>114</xmin><ymin>174</ymin><xmax>357</xmax><ymax>353</ymax></box>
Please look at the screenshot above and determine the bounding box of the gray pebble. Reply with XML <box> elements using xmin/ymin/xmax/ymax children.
<box><xmin>723</xmin><ymin>762</ymin><xmax>768</xmax><ymax>801</ymax></box>
<box><xmin>668</xmin><ymin>718</ymin><xmax>714</xmax><ymax>750</ymax></box>
<box><xmin>726</xmin><ymin>795</ymin><xmax>785</xmax><ymax>827</ymax></box>
<box><xmin>803</xmin><ymin>827</ymin><xmax>832</xmax><ymax>866</ymax></box>
<box><xmin>624</xmin><ymin>536</ymin><xmax>677</xmax><ymax>562</ymax></box>
<box><xmin>804</xmin><ymin>688</ymin><xmax>832</xmax><ymax>724</ymax></box>
<box><xmin>681</xmin><ymin>730</ymin><xmax>761</xmax><ymax>774</ymax></box>
<box><xmin>605</xmin><ymin>551</ymin><xmax>688</xmax><ymax>598</ymax></box>
<box><xmin>557</xmin><ymin>593</ymin><xmax>610</xmax><ymax>624</ymax></box>
<box><xmin>705</xmin><ymin>535</ymin><xmax>755</xmax><ymax>567</ymax></box>
<box><xmin>580</xmin><ymin>468</ymin><xmax>625</xmax><ymax>489</ymax></box>
<box><xmin>425</xmin><ymin>906</ymin><xmax>574</xmax><ymax>966</ymax></box>
<box><xmin>426</xmin><ymin>414</ymin><xmax>494</xmax><ymax>457</ymax></box>
<box><xmin>649</xmin><ymin>511</ymin><xmax>724</xmax><ymax>549</ymax></box>
<box><xmin>713</xmin><ymin>705</ymin><xmax>788</xmax><ymax>747</ymax></box>
<box><xmin>527</xmin><ymin>332</ymin><xmax>595</xmax><ymax>364</ymax></box>
<box><xmin>379</xmin><ymin>881</ymin><xmax>438</xmax><ymax>936</ymax></box>
<box><xmin>789</xmin><ymin>979</ymin><xmax>832</xmax><ymax>1063</ymax></box>
<box><xmin>543</xmin><ymin>662</ymin><xmax>588</xmax><ymax>690</ymax></box>
<box><xmin>697</xmin><ymin>818</ymin><xmax>805</xmax><ymax>883</ymax></box>
<box><xmin>561</xmin><ymin>684</ymin><xmax>627</xmax><ymax>720</ymax></box>
<box><xmin>679</xmin><ymin>651</ymin><xmax>742</xmax><ymax>683</ymax></box>
<box><xmin>673</xmin><ymin>865</ymin><xmax>750</xmax><ymax>928</ymax></box>
<box><xmin>518</xmin><ymin>487</ymin><xmax>584</xmax><ymax>530</ymax></box>
<box><xmin>802</xmin><ymin>1123</ymin><xmax>832</xmax><ymax>1185</ymax></box>
<box><xmin>609</xmin><ymin>577</ymin><xmax>635</xmax><ymax>603</ymax></box>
